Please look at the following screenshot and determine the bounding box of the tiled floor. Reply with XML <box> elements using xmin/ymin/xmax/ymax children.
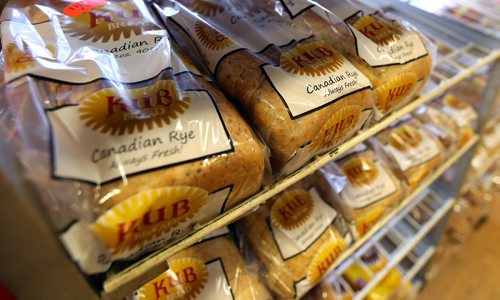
<box><xmin>417</xmin><ymin>198</ymin><xmax>500</xmax><ymax>300</ymax></box>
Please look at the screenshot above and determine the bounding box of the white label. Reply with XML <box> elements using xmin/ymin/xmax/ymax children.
<box><xmin>349</xmin><ymin>25</ymin><xmax>428</xmax><ymax>66</ymax></box>
<box><xmin>385</xmin><ymin>129</ymin><xmax>441</xmax><ymax>172</ymax></box>
<box><xmin>46</xmin><ymin>89</ymin><xmax>233</xmax><ymax>184</ymax></box>
<box><xmin>60</xmin><ymin>222</ymin><xmax>112</xmax><ymax>274</ymax></box>
<box><xmin>442</xmin><ymin>105</ymin><xmax>478</xmax><ymax>128</ymax></box>
<box><xmin>263</xmin><ymin>60</ymin><xmax>371</xmax><ymax>118</ymax></box>
<box><xmin>270</xmin><ymin>188</ymin><xmax>338</xmax><ymax>260</ymax></box>
<box><xmin>342</xmin><ymin>161</ymin><xmax>398</xmax><ymax>209</ymax></box>
<box><xmin>1</xmin><ymin>19</ymin><xmax>170</xmax><ymax>83</ymax></box>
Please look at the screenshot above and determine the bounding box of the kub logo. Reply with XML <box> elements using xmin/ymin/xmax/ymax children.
<box><xmin>271</xmin><ymin>189</ymin><xmax>315</xmax><ymax>231</ymax></box>
<box><xmin>341</xmin><ymin>157</ymin><xmax>379</xmax><ymax>186</ymax></box>
<box><xmin>78</xmin><ymin>80</ymin><xmax>190</xmax><ymax>136</ymax></box>
<box><xmin>389</xmin><ymin>125</ymin><xmax>423</xmax><ymax>151</ymax></box>
<box><xmin>281</xmin><ymin>41</ymin><xmax>344</xmax><ymax>77</ymax></box>
<box><xmin>353</xmin><ymin>15</ymin><xmax>403</xmax><ymax>46</ymax></box>
<box><xmin>194</xmin><ymin>21</ymin><xmax>233</xmax><ymax>51</ymax></box>
<box><xmin>138</xmin><ymin>257</ymin><xmax>209</xmax><ymax>300</ymax></box>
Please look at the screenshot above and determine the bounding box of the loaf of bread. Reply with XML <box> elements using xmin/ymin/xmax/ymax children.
<box><xmin>374</xmin><ymin>118</ymin><xmax>445</xmax><ymax>190</ymax></box>
<box><xmin>1</xmin><ymin>0</ymin><xmax>266</xmax><ymax>267</ymax></box>
<box><xmin>157</xmin><ymin>1</ymin><xmax>376</xmax><ymax>176</ymax></box>
<box><xmin>290</xmin><ymin>1</ymin><xmax>433</xmax><ymax>119</ymax></box>
<box><xmin>130</xmin><ymin>230</ymin><xmax>272</xmax><ymax>300</ymax></box>
<box><xmin>314</xmin><ymin>143</ymin><xmax>405</xmax><ymax>238</ymax></box>
<box><xmin>414</xmin><ymin>105</ymin><xmax>460</xmax><ymax>155</ymax></box>
<box><xmin>431</xmin><ymin>93</ymin><xmax>477</xmax><ymax>147</ymax></box>
<box><xmin>237</xmin><ymin>179</ymin><xmax>348</xmax><ymax>299</ymax></box>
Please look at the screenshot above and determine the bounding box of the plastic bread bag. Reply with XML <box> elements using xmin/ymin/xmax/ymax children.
<box><xmin>0</xmin><ymin>0</ymin><xmax>268</xmax><ymax>274</ymax></box>
<box><xmin>127</xmin><ymin>228</ymin><xmax>273</xmax><ymax>300</ymax></box>
<box><xmin>270</xmin><ymin>0</ymin><xmax>433</xmax><ymax>120</ymax></box>
<box><xmin>372</xmin><ymin>116</ymin><xmax>445</xmax><ymax>191</ymax></box>
<box><xmin>431</xmin><ymin>93</ymin><xmax>478</xmax><ymax>147</ymax></box>
<box><xmin>303</xmin><ymin>277</ymin><xmax>354</xmax><ymax>300</ymax></box>
<box><xmin>414</xmin><ymin>104</ymin><xmax>460</xmax><ymax>156</ymax></box>
<box><xmin>342</xmin><ymin>248</ymin><xmax>411</xmax><ymax>300</ymax></box>
<box><xmin>236</xmin><ymin>178</ymin><xmax>350</xmax><ymax>299</ymax></box>
<box><xmin>153</xmin><ymin>0</ymin><xmax>376</xmax><ymax>177</ymax></box>
<box><xmin>314</xmin><ymin>142</ymin><xmax>405</xmax><ymax>239</ymax></box>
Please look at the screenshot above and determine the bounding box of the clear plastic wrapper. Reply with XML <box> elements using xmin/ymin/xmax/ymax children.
<box><xmin>153</xmin><ymin>0</ymin><xmax>376</xmax><ymax>177</ymax></box>
<box><xmin>414</xmin><ymin>105</ymin><xmax>460</xmax><ymax>156</ymax></box>
<box><xmin>272</xmin><ymin>0</ymin><xmax>434</xmax><ymax>119</ymax></box>
<box><xmin>0</xmin><ymin>0</ymin><xmax>267</xmax><ymax>274</ymax></box>
<box><xmin>127</xmin><ymin>228</ymin><xmax>272</xmax><ymax>300</ymax></box>
<box><xmin>314</xmin><ymin>142</ymin><xmax>405</xmax><ymax>239</ymax></box>
<box><xmin>481</xmin><ymin>117</ymin><xmax>500</xmax><ymax>157</ymax></box>
<box><xmin>373</xmin><ymin>117</ymin><xmax>445</xmax><ymax>190</ymax></box>
<box><xmin>431</xmin><ymin>93</ymin><xmax>477</xmax><ymax>148</ymax></box>
<box><xmin>236</xmin><ymin>178</ymin><xmax>350</xmax><ymax>299</ymax></box>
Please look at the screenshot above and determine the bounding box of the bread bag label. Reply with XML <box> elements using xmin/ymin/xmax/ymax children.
<box><xmin>269</xmin><ymin>187</ymin><xmax>339</xmax><ymax>260</ymax></box>
<box><xmin>384</xmin><ymin>125</ymin><xmax>440</xmax><ymax>172</ymax></box>
<box><xmin>442</xmin><ymin>94</ymin><xmax>478</xmax><ymax>128</ymax></box>
<box><xmin>92</xmin><ymin>186</ymin><xmax>232</xmax><ymax>260</ymax></box>
<box><xmin>263</xmin><ymin>41</ymin><xmax>371</xmax><ymax>118</ymax></box>
<box><xmin>135</xmin><ymin>257</ymin><xmax>234</xmax><ymax>300</ymax></box>
<box><xmin>47</xmin><ymin>85</ymin><xmax>233</xmax><ymax>184</ymax></box>
<box><xmin>340</xmin><ymin>158</ymin><xmax>398</xmax><ymax>209</ymax></box>
<box><xmin>279</xmin><ymin>0</ymin><xmax>314</xmax><ymax>18</ymax></box>
<box><xmin>1</xmin><ymin>2</ymin><xmax>169</xmax><ymax>83</ymax></box>
<box><xmin>347</xmin><ymin>15</ymin><xmax>428</xmax><ymax>66</ymax></box>
<box><xmin>294</xmin><ymin>238</ymin><xmax>345</xmax><ymax>298</ymax></box>
<box><xmin>169</xmin><ymin>2</ymin><xmax>310</xmax><ymax>73</ymax></box>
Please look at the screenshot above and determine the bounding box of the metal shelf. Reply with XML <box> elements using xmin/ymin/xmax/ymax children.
<box><xmin>101</xmin><ymin>54</ymin><xmax>495</xmax><ymax>300</ymax></box>
<box><xmin>321</xmin><ymin>189</ymin><xmax>452</xmax><ymax>300</ymax></box>
<box><xmin>351</xmin><ymin>192</ymin><xmax>453</xmax><ymax>300</ymax></box>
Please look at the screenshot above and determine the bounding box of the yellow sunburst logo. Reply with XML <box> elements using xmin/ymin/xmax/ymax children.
<box><xmin>3</xmin><ymin>42</ymin><xmax>57</xmax><ymax>74</ymax></box>
<box><xmin>353</xmin><ymin>15</ymin><xmax>403</xmax><ymax>46</ymax></box>
<box><xmin>389</xmin><ymin>124</ymin><xmax>423</xmax><ymax>151</ymax></box>
<box><xmin>311</xmin><ymin>105</ymin><xmax>362</xmax><ymax>152</ymax></box>
<box><xmin>355</xmin><ymin>206</ymin><xmax>386</xmax><ymax>237</ymax></box>
<box><xmin>341</xmin><ymin>157</ymin><xmax>379</xmax><ymax>187</ymax></box>
<box><xmin>194</xmin><ymin>21</ymin><xmax>233</xmax><ymax>51</ymax></box>
<box><xmin>178</xmin><ymin>0</ymin><xmax>225</xmax><ymax>17</ymax></box>
<box><xmin>307</xmin><ymin>236</ymin><xmax>346</xmax><ymax>283</ymax></box>
<box><xmin>271</xmin><ymin>189</ymin><xmax>314</xmax><ymax>231</ymax></box>
<box><xmin>280</xmin><ymin>41</ymin><xmax>344</xmax><ymax>77</ymax></box>
<box><xmin>137</xmin><ymin>257</ymin><xmax>209</xmax><ymax>300</ymax></box>
<box><xmin>78</xmin><ymin>80</ymin><xmax>190</xmax><ymax>135</ymax></box>
<box><xmin>92</xmin><ymin>186</ymin><xmax>209</xmax><ymax>254</ymax></box>
<box><xmin>375</xmin><ymin>73</ymin><xmax>417</xmax><ymax>113</ymax></box>
<box><xmin>61</xmin><ymin>2</ymin><xmax>161</xmax><ymax>43</ymax></box>
<box><xmin>443</xmin><ymin>94</ymin><xmax>468</xmax><ymax>110</ymax></box>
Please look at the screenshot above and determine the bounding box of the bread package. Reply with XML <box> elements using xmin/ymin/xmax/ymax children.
<box><xmin>432</xmin><ymin>93</ymin><xmax>477</xmax><ymax>147</ymax></box>
<box><xmin>314</xmin><ymin>143</ymin><xmax>405</xmax><ymax>238</ymax></box>
<box><xmin>373</xmin><ymin>117</ymin><xmax>445</xmax><ymax>190</ymax></box>
<box><xmin>275</xmin><ymin>0</ymin><xmax>433</xmax><ymax>119</ymax></box>
<box><xmin>128</xmin><ymin>228</ymin><xmax>272</xmax><ymax>300</ymax></box>
<box><xmin>154</xmin><ymin>0</ymin><xmax>376</xmax><ymax>176</ymax></box>
<box><xmin>343</xmin><ymin>248</ymin><xmax>411</xmax><ymax>300</ymax></box>
<box><xmin>0</xmin><ymin>0</ymin><xmax>267</xmax><ymax>273</ymax></box>
<box><xmin>237</xmin><ymin>179</ymin><xmax>350</xmax><ymax>298</ymax></box>
<box><xmin>414</xmin><ymin>105</ymin><xmax>460</xmax><ymax>155</ymax></box>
